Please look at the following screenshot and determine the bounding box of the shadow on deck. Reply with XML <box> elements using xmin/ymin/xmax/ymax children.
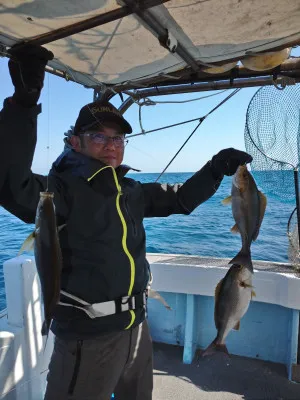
<box><xmin>153</xmin><ymin>342</ymin><xmax>300</xmax><ymax>400</ymax></box>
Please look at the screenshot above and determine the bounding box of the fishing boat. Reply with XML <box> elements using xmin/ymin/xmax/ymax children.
<box><xmin>1</xmin><ymin>1</ymin><xmax>300</xmax><ymax>399</ymax></box>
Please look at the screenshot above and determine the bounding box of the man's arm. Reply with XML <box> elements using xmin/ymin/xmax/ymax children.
<box><xmin>142</xmin><ymin>148</ymin><xmax>252</xmax><ymax>218</ymax></box>
<box><xmin>0</xmin><ymin>45</ymin><xmax>68</xmax><ymax>224</ymax></box>
<box><xmin>142</xmin><ymin>162</ymin><xmax>221</xmax><ymax>217</ymax></box>
<box><xmin>0</xmin><ymin>98</ymin><xmax>69</xmax><ymax>224</ymax></box>
<box><xmin>0</xmin><ymin>97</ymin><xmax>43</xmax><ymax>222</ymax></box>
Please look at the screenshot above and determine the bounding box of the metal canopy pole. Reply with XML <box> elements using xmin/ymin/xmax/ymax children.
<box><xmin>118</xmin><ymin>75</ymin><xmax>300</xmax><ymax>114</ymax></box>
<box><xmin>110</xmin><ymin>57</ymin><xmax>300</xmax><ymax>93</ymax></box>
<box><xmin>5</xmin><ymin>0</ymin><xmax>170</xmax><ymax>49</ymax></box>
<box><xmin>122</xmin><ymin>0</ymin><xmax>201</xmax><ymax>73</ymax></box>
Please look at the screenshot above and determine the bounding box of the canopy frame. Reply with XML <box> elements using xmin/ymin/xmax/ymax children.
<box><xmin>1</xmin><ymin>0</ymin><xmax>300</xmax><ymax>104</ymax></box>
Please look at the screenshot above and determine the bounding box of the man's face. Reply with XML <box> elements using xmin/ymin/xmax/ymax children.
<box><xmin>71</xmin><ymin>123</ymin><xmax>126</xmax><ymax>169</ymax></box>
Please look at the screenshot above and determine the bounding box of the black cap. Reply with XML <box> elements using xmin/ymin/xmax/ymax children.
<box><xmin>73</xmin><ymin>101</ymin><xmax>132</xmax><ymax>135</ymax></box>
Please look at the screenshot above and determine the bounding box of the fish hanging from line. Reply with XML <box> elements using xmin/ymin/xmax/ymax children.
<box><xmin>202</xmin><ymin>264</ymin><xmax>256</xmax><ymax>357</ymax></box>
<box><xmin>222</xmin><ymin>165</ymin><xmax>267</xmax><ymax>272</ymax></box>
<box><xmin>19</xmin><ymin>192</ymin><xmax>65</xmax><ymax>339</ymax></box>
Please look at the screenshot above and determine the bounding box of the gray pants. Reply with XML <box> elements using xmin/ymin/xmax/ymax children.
<box><xmin>44</xmin><ymin>320</ymin><xmax>153</xmax><ymax>400</ymax></box>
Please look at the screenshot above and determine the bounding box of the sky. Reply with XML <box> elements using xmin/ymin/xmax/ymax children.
<box><xmin>1</xmin><ymin>47</ymin><xmax>299</xmax><ymax>174</ymax></box>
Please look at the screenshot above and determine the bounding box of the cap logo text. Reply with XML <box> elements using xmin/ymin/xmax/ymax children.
<box><xmin>90</xmin><ymin>106</ymin><xmax>121</xmax><ymax>116</ymax></box>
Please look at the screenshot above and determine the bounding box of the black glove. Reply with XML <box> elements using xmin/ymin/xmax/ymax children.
<box><xmin>210</xmin><ymin>148</ymin><xmax>253</xmax><ymax>178</ymax></box>
<box><xmin>8</xmin><ymin>44</ymin><xmax>54</xmax><ymax>107</ymax></box>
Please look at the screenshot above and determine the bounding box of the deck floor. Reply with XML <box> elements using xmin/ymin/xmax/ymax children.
<box><xmin>153</xmin><ymin>343</ymin><xmax>300</xmax><ymax>400</ymax></box>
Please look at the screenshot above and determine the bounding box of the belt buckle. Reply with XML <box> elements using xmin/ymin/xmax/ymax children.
<box><xmin>121</xmin><ymin>295</ymin><xmax>135</xmax><ymax>312</ymax></box>
<box><xmin>128</xmin><ymin>296</ymin><xmax>135</xmax><ymax>310</ymax></box>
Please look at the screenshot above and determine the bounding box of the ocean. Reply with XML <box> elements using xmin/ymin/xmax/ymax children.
<box><xmin>0</xmin><ymin>171</ymin><xmax>297</xmax><ymax>311</ymax></box>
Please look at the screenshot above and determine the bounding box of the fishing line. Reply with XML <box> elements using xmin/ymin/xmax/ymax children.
<box><xmin>0</xmin><ymin>325</ymin><xmax>51</xmax><ymax>399</ymax></box>
<box><xmin>47</xmin><ymin>57</ymin><xmax>151</xmax><ymax>171</ymax></box>
<box><xmin>0</xmin><ymin>368</ymin><xmax>49</xmax><ymax>399</ymax></box>
<box><xmin>155</xmin><ymin>88</ymin><xmax>241</xmax><ymax>182</ymax></box>
<box><xmin>154</xmin><ymin>119</ymin><xmax>204</xmax><ymax>183</ymax></box>
<box><xmin>57</xmin><ymin>57</ymin><xmax>230</xmax><ymax>142</ymax></box>
<box><xmin>46</xmin><ymin>73</ymin><xmax>50</xmax><ymax>191</ymax></box>
<box><xmin>59</xmin><ymin>61</ymin><xmax>240</xmax><ymax>182</ymax></box>
<box><xmin>126</xmin><ymin>142</ymin><xmax>158</xmax><ymax>161</ymax></box>
<box><xmin>3</xmin><ymin>47</ymin><xmax>237</xmax><ymax>181</ymax></box>
<box><xmin>57</xmin><ymin>58</ymin><xmax>110</xmax><ymax>132</ymax></box>
<box><xmin>126</xmin><ymin>92</ymin><xmax>243</xmax><ymax>162</ymax></box>
<box><xmin>2</xmin><ymin>46</ymin><xmax>53</xmax><ymax>189</ymax></box>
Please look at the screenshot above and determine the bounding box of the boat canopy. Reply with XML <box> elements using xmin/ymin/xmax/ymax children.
<box><xmin>0</xmin><ymin>0</ymin><xmax>300</xmax><ymax>94</ymax></box>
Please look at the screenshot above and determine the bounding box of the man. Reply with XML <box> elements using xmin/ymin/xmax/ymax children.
<box><xmin>0</xmin><ymin>45</ymin><xmax>252</xmax><ymax>400</ymax></box>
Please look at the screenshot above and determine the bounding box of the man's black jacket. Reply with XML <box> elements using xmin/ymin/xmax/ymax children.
<box><xmin>0</xmin><ymin>99</ymin><xmax>222</xmax><ymax>339</ymax></box>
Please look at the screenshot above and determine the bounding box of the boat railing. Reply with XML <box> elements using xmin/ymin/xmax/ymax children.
<box><xmin>0</xmin><ymin>253</ymin><xmax>300</xmax><ymax>400</ymax></box>
<box><xmin>0</xmin><ymin>255</ymin><xmax>53</xmax><ymax>400</ymax></box>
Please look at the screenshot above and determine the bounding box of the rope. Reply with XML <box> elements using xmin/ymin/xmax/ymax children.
<box><xmin>136</xmin><ymin>98</ymin><xmax>155</xmax><ymax>134</ymax></box>
<box><xmin>0</xmin><ymin>368</ymin><xmax>49</xmax><ymax>399</ymax></box>
<box><xmin>129</xmin><ymin>89</ymin><xmax>230</xmax><ymax>135</ymax></box>
<box><xmin>155</xmin><ymin>88</ymin><xmax>241</xmax><ymax>182</ymax></box>
<box><xmin>139</xmin><ymin>89</ymin><xmax>229</xmax><ymax>104</ymax></box>
<box><xmin>58</xmin><ymin>59</ymin><xmax>114</xmax><ymax>132</ymax></box>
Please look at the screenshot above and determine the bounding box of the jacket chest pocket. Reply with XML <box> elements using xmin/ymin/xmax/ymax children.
<box><xmin>123</xmin><ymin>195</ymin><xmax>137</xmax><ymax>236</ymax></box>
<box><xmin>122</xmin><ymin>192</ymin><xmax>144</xmax><ymax>236</ymax></box>
<box><xmin>68</xmin><ymin>194</ymin><xmax>118</xmax><ymax>238</ymax></box>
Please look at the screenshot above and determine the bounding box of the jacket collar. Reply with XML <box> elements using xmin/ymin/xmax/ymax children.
<box><xmin>52</xmin><ymin>149</ymin><xmax>139</xmax><ymax>180</ymax></box>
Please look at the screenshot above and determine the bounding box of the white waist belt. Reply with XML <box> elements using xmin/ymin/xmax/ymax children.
<box><xmin>58</xmin><ymin>290</ymin><xmax>147</xmax><ymax>319</ymax></box>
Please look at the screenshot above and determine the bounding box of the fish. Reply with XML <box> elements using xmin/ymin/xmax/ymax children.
<box><xmin>148</xmin><ymin>289</ymin><xmax>171</xmax><ymax>310</ymax></box>
<box><xmin>146</xmin><ymin>270</ymin><xmax>171</xmax><ymax>310</ymax></box>
<box><xmin>202</xmin><ymin>264</ymin><xmax>256</xmax><ymax>357</ymax></box>
<box><xmin>222</xmin><ymin>165</ymin><xmax>267</xmax><ymax>271</ymax></box>
<box><xmin>18</xmin><ymin>192</ymin><xmax>64</xmax><ymax>338</ymax></box>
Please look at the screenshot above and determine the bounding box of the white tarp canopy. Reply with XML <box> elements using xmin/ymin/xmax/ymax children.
<box><xmin>0</xmin><ymin>0</ymin><xmax>300</xmax><ymax>90</ymax></box>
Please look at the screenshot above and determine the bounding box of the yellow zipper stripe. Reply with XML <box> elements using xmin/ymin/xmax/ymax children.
<box><xmin>87</xmin><ymin>166</ymin><xmax>136</xmax><ymax>329</ymax></box>
<box><xmin>87</xmin><ymin>166</ymin><xmax>111</xmax><ymax>182</ymax></box>
<box><xmin>111</xmin><ymin>168</ymin><xmax>135</xmax><ymax>296</ymax></box>
<box><xmin>125</xmin><ymin>310</ymin><xmax>136</xmax><ymax>330</ymax></box>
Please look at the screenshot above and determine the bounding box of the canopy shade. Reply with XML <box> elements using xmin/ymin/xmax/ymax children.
<box><xmin>0</xmin><ymin>0</ymin><xmax>300</xmax><ymax>91</ymax></box>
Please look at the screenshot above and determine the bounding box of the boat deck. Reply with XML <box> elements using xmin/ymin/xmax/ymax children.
<box><xmin>153</xmin><ymin>342</ymin><xmax>300</xmax><ymax>400</ymax></box>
